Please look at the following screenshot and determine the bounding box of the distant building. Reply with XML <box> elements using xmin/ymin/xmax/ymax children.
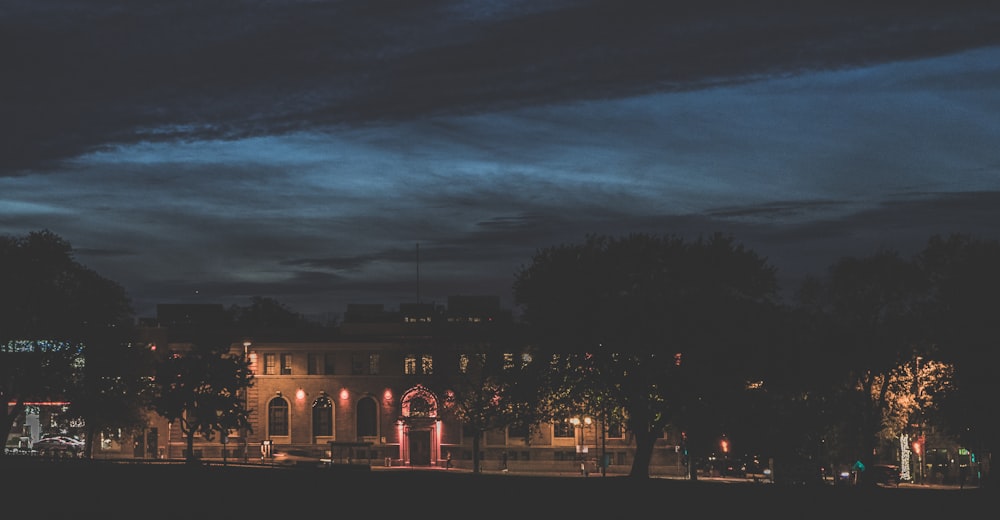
<box><xmin>125</xmin><ymin>295</ymin><xmax>683</xmax><ymax>474</ymax></box>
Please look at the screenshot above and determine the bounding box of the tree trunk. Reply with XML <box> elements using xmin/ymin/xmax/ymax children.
<box><xmin>471</xmin><ymin>432</ymin><xmax>482</xmax><ymax>473</ymax></box>
<box><xmin>688</xmin><ymin>446</ymin><xmax>699</xmax><ymax>481</ymax></box>
<box><xmin>629</xmin><ymin>429</ymin><xmax>656</xmax><ymax>478</ymax></box>
<box><xmin>185</xmin><ymin>430</ymin><xmax>197</xmax><ymax>463</ymax></box>
<box><xmin>83</xmin><ymin>424</ymin><xmax>96</xmax><ymax>459</ymax></box>
<box><xmin>0</xmin><ymin>402</ymin><xmax>23</xmax><ymax>458</ymax></box>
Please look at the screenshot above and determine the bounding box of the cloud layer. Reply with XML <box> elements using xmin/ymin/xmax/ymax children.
<box><xmin>3</xmin><ymin>1</ymin><xmax>1000</xmax><ymax>320</ymax></box>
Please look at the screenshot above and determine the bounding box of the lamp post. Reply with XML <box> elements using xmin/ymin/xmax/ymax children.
<box><xmin>600</xmin><ymin>416</ymin><xmax>607</xmax><ymax>477</ymax></box>
<box><xmin>914</xmin><ymin>355</ymin><xmax>923</xmax><ymax>484</ymax></box>
<box><xmin>570</xmin><ymin>416</ymin><xmax>592</xmax><ymax>476</ymax></box>
<box><xmin>242</xmin><ymin>340</ymin><xmax>251</xmax><ymax>463</ymax></box>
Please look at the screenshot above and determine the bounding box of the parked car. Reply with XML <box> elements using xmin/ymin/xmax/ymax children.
<box><xmin>32</xmin><ymin>436</ymin><xmax>84</xmax><ymax>456</ymax></box>
<box><xmin>860</xmin><ymin>464</ymin><xmax>901</xmax><ymax>487</ymax></box>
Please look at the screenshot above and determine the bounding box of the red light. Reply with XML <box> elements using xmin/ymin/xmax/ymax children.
<box><xmin>721</xmin><ymin>440</ymin><xmax>729</xmax><ymax>453</ymax></box>
<box><xmin>912</xmin><ymin>441</ymin><xmax>922</xmax><ymax>455</ymax></box>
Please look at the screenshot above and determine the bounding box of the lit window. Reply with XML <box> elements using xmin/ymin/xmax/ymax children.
<box><xmin>553</xmin><ymin>418</ymin><xmax>574</xmax><ymax>438</ymax></box>
<box><xmin>263</xmin><ymin>354</ymin><xmax>277</xmax><ymax>375</ymax></box>
<box><xmin>405</xmin><ymin>354</ymin><xmax>433</xmax><ymax>374</ymax></box>
<box><xmin>459</xmin><ymin>354</ymin><xmax>469</xmax><ymax>373</ymax></box>
<box><xmin>280</xmin><ymin>354</ymin><xmax>292</xmax><ymax>375</ymax></box>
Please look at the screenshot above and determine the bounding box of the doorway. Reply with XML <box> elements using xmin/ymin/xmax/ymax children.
<box><xmin>408</xmin><ymin>430</ymin><xmax>431</xmax><ymax>466</ymax></box>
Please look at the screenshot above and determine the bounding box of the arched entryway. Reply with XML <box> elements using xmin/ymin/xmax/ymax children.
<box><xmin>398</xmin><ymin>385</ymin><xmax>440</xmax><ymax>466</ymax></box>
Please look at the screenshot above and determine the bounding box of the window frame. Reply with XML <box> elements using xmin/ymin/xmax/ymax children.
<box><xmin>311</xmin><ymin>395</ymin><xmax>333</xmax><ymax>437</ymax></box>
<box><xmin>268</xmin><ymin>397</ymin><xmax>289</xmax><ymax>437</ymax></box>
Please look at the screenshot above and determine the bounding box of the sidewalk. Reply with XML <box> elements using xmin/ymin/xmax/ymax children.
<box><xmin>371</xmin><ymin>464</ymin><xmax>982</xmax><ymax>489</ymax></box>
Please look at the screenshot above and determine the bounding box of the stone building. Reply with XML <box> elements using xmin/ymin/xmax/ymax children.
<box><xmin>134</xmin><ymin>296</ymin><xmax>686</xmax><ymax>475</ymax></box>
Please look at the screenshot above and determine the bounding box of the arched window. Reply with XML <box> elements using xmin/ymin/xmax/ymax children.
<box><xmin>357</xmin><ymin>396</ymin><xmax>377</xmax><ymax>438</ymax></box>
<box><xmin>268</xmin><ymin>397</ymin><xmax>289</xmax><ymax>437</ymax></box>
<box><xmin>312</xmin><ymin>395</ymin><xmax>333</xmax><ymax>437</ymax></box>
<box><xmin>409</xmin><ymin>396</ymin><xmax>432</xmax><ymax>417</ymax></box>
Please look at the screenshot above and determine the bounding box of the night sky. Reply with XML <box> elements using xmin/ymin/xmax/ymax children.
<box><xmin>3</xmin><ymin>1</ymin><xmax>1000</xmax><ymax>322</ymax></box>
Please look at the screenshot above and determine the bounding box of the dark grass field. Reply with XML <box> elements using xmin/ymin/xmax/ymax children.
<box><xmin>3</xmin><ymin>458</ymin><xmax>990</xmax><ymax>519</ymax></box>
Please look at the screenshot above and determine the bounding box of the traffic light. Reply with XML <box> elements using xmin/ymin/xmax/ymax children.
<box><xmin>912</xmin><ymin>439</ymin><xmax>922</xmax><ymax>456</ymax></box>
<box><xmin>721</xmin><ymin>439</ymin><xmax>729</xmax><ymax>453</ymax></box>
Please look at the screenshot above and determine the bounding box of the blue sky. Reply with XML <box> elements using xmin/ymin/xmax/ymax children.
<box><xmin>3</xmin><ymin>1</ymin><xmax>1000</xmax><ymax>321</ymax></box>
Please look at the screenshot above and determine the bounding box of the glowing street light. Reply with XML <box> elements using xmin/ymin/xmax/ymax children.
<box><xmin>570</xmin><ymin>416</ymin><xmax>592</xmax><ymax>476</ymax></box>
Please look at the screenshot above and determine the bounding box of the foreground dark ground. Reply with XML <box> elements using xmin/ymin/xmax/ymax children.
<box><xmin>3</xmin><ymin>458</ymin><xmax>991</xmax><ymax>519</ymax></box>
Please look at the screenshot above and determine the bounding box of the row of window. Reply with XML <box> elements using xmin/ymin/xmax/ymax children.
<box><xmin>264</xmin><ymin>393</ymin><xmax>625</xmax><ymax>441</ymax></box>
<box><xmin>261</xmin><ymin>353</ymin><xmax>383</xmax><ymax>376</ymax></box>
<box><xmin>266</xmin><ymin>395</ymin><xmax>379</xmax><ymax>438</ymax></box>
<box><xmin>259</xmin><ymin>352</ymin><xmax>527</xmax><ymax>376</ymax></box>
<box><xmin>552</xmin><ymin>419</ymin><xmax>624</xmax><ymax>439</ymax></box>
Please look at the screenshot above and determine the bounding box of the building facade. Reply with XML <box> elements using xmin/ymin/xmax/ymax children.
<box><xmin>133</xmin><ymin>297</ymin><xmax>686</xmax><ymax>475</ymax></box>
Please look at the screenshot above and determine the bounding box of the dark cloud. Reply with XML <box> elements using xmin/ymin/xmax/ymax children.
<box><xmin>3</xmin><ymin>1</ymin><xmax>1000</xmax><ymax>320</ymax></box>
<box><xmin>5</xmin><ymin>1</ymin><xmax>999</xmax><ymax>173</ymax></box>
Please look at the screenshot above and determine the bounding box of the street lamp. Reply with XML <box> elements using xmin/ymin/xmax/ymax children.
<box><xmin>570</xmin><ymin>416</ymin><xmax>592</xmax><ymax>476</ymax></box>
<box><xmin>242</xmin><ymin>340</ymin><xmax>251</xmax><ymax>463</ymax></box>
<box><xmin>914</xmin><ymin>355</ymin><xmax>923</xmax><ymax>484</ymax></box>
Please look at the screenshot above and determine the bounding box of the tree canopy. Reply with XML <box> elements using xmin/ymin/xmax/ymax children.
<box><xmin>1</xmin><ymin>230</ymin><xmax>138</xmax><ymax>457</ymax></box>
<box><xmin>148</xmin><ymin>331</ymin><xmax>253</xmax><ymax>463</ymax></box>
<box><xmin>513</xmin><ymin>232</ymin><xmax>781</xmax><ymax>478</ymax></box>
<box><xmin>917</xmin><ymin>233</ymin><xmax>1000</xmax><ymax>466</ymax></box>
<box><xmin>795</xmin><ymin>249</ymin><xmax>930</xmax><ymax>472</ymax></box>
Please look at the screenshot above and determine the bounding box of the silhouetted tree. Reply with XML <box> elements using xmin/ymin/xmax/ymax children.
<box><xmin>513</xmin><ymin>232</ymin><xmax>780</xmax><ymax>478</ymax></box>
<box><xmin>433</xmin><ymin>327</ymin><xmax>548</xmax><ymax>474</ymax></box>
<box><xmin>0</xmin><ymin>230</ymin><xmax>138</xmax><ymax>458</ymax></box>
<box><xmin>918</xmin><ymin>233</ymin><xmax>1000</xmax><ymax>485</ymax></box>
<box><xmin>801</xmin><ymin>249</ymin><xmax>929</xmax><ymax>478</ymax></box>
<box><xmin>229</xmin><ymin>296</ymin><xmax>315</xmax><ymax>328</ymax></box>
<box><xmin>710</xmin><ymin>301</ymin><xmax>829</xmax><ymax>476</ymax></box>
<box><xmin>149</xmin><ymin>331</ymin><xmax>253</xmax><ymax>463</ymax></box>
